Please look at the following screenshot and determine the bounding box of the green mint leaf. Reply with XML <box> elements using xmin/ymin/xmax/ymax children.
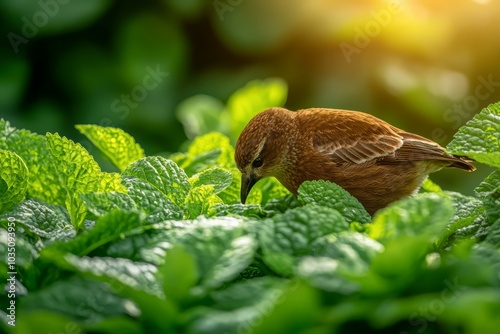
<box><xmin>76</xmin><ymin>124</ymin><xmax>145</xmax><ymax>171</ymax></box>
<box><xmin>123</xmin><ymin>156</ymin><xmax>190</xmax><ymax>208</ymax></box>
<box><xmin>171</xmin><ymin>149</ymin><xmax>222</xmax><ymax>176</ymax></box>
<box><xmin>187</xmin><ymin>132</ymin><xmax>236</xmax><ymax>170</ymax></box>
<box><xmin>369</xmin><ymin>193</ymin><xmax>454</xmax><ymax>243</ymax></box>
<box><xmin>184</xmin><ymin>185</ymin><xmax>223</xmax><ymax>219</ymax></box>
<box><xmin>247</xmin><ymin>177</ymin><xmax>290</xmax><ymax>206</ymax></box>
<box><xmin>485</xmin><ymin>219</ymin><xmax>500</xmax><ymax>248</ymax></box>
<box><xmin>419</xmin><ymin>177</ymin><xmax>443</xmax><ymax>193</ymax></box>
<box><xmin>0</xmin><ymin>229</ymin><xmax>38</xmax><ymax>270</ymax></box>
<box><xmin>175</xmin><ymin>217</ymin><xmax>248</xmax><ymax>287</ymax></box>
<box><xmin>63</xmin><ymin>255</ymin><xmax>162</xmax><ymax>297</ymax></box>
<box><xmin>44</xmin><ymin>210</ymin><xmax>145</xmax><ymax>256</ymax></box>
<box><xmin>217</xmin><ymin>168</ymin><xmax>242</xmax><ymax>205</ymax></box>
<box><xmin>260</xmin><ymin>205</ymin><xmax>349</xmax><ymax>255</ymax></box>
<box><xmin>262</xmin><ymin>194</ymin><xmax>301</xmax><ymax>216</ymax></box>
<box><xmin>256</xmin><ymin>205</ymin><xmax>348</xmax><ymax>274</ymax></box>
<box><xmin>0</xmin><ymin>149</ymin><xmax>29</xmax><ymax>213</ymax></box>
<box><xmin>475</xmin><ymin>170</ymin><xmax>500</xmax><ymax>224</ymax></box>
<box><xmin>208</xmin><ymin>203</ymin><xmax>264</xmax><ymax>218</ymax></box>
<box><xmin>201</xmin><ymin>235</ymin><xmax>257</xmax><ymax>289</ymax></box>
<box><xmin>298</xmin><ymin>180</ymin><xmax>371</xmax><ymax>224</ymax></box>
<box><xmin>0</xmin><ymin>120</ymin><xmax>61</xmax><ymax>204</ymax></box>
<box><xmin>447</xmin><ymin>102</ymin><xmax>500</xmax><ymax>168</ymax></box>
<box><xmin>20</xmin><ymin>276</ymin><xmax>128</xmax><ymax>323</ymax></box>
<box><xmin>188</xmin><ymin>277</ymin><xmax>287</xmax><ymax>333</ymax></box>
<box><xmin>434</xmin><ymin>192</ymin><xmax>485</xmax><ymax>250</ymax></box>
<box><xmin>189</xmin><ymin>167</ymin><xmax>233</xmax><ymax>194</ymax></box>
<box><xmin>82</xmin><ymin>176</ymin><xmax>184</xmax><ymax>223</ymax></box>
<box><xmin>45</xmin><ymin>133</ymin><xmax>125</xmax><ymax>229</ymax></box>
<box><xmin>295</xmin><ymin>257</ymin><xmax>359</xmax><ymax>294</ymax></box>
<box><xmin>121</xmin><ymin>176</ymin><xmax>183</xmax><ymax>222</ymax></box>
<box><xmin>227</xmin><ymin>78</ymin><xmax>288</xmax><ymax>141</ymax></box>
<box><xmin>310</xmin><ymin>232</ymin><xmax>383</xmax><ymax>272</ymax></box>
<box><xmin>80</xmin><ymin>191</ymin><xmax>136</xmax><ymax>217</ymax></box>
<box><xmin>0</xmin><ymin>199</ymin><xmax>73</xmax><ymax>247</ymax></box>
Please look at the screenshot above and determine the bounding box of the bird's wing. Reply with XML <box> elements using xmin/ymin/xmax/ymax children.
<box><xmin>306</xmin><ymin>109</ymin><xmax>405</xmax><ymax>165</ymax></box>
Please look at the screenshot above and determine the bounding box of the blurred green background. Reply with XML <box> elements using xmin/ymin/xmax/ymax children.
<box><xmin>1</xmin><ymin>0</ymin><xmax>498</xmax><ymax>194</ymax></box>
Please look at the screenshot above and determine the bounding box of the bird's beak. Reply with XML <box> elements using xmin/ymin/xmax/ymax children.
<box><xmin>241</xmin><ymin>172</ymin><xmax>259</xmax><ymax>204</ymax></box>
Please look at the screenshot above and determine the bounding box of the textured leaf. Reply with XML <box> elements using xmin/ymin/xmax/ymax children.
<box><xmin>447</xmin><ymin>102</ymin><xmax>500</xmax><ymax>168</ymax></box>
<box><xmin>174</xmin><ymin>217</ymin><xmax>248</xmax><ymax>285</ymax></box>
<box><xmin>298</xmin><ymin>180</ymin><xmax>371</xmax><ymax>224</ymax></box>
<box><xmin>217</xmin><ymin>168</ymin><xmax>241</xmax><ymax>204</ymax></box>
<box><xmin>227</xmin><ymin>78</ymin><xmax>288</xmax><ymax>142</ymax></box>
<box><xmin>76</xmin><ymin>124</ymin><xmax>145</xmax><ymax>171</ymax></box>
<box><xmin>80</xmin><ymin>191</ymin><xmax>137</xmax><ymax>217</ymax></box>
<box><xmin>190</xmin><ymin>167</ymin><xmax>233</xmax><ymax>194</ymax></box>
<box><xmin>43</xmin><ymin>210</ymin><xmax>145</xmax><ymax>256</ymax></box>
<box><xmin>123</xmin><ymin>156</ymin><xmax>190</xmax><ymax>207</ymax></box>
<box><xmin>0</xmin><ymin>228</ymin><xmax>38</xmax><ymax>270</ymax></box>
<box><xmin>310</xmin><ymin>232</ymin><xmax>383</xmax><ymax>272</ymax></box>
<box><xmin>369</xmin><ymin>193</ymin><xmax>454</xmax><ymax>243</ymax></box>
<box><xmin>475</xmin><ymin>170</ymin><xmax>500</xmax><ymax>224</ymax></box>
<box><xmin>63</xmin><ymin>255</ymin><xmax>162</xmax><ymax>297</ymax></box>
<box><xmin>188</xmin><ymin>277</ymin><xmax>287</xmax><ymax>334</ymax></box>
<box><xmin>247</xmin><ymin>177</ymin><xmax>290</xmax><ymax>206</ymax></box>
<box><xmin>208</xmin><ymin>203</ymin><xmax>264</xmax><ymax>218</ymax></box>
<box><xmin>0</xmin><ymin>199</ymin><xmax>74</xmax><ymax>248</ymax></box>
<box><xmin>45</xmin><ymin>133</ymin><xmax>125</xmax><ymax>229</ymax></box>
<box><xmin>201</xmin><ymin>235</ymin><xmax>257</xmax><ymax>289</ymax></box>
<box><xmin>485</xmin><ymin>219</ymin><xmax>500</xmax><ymax>248</ymax></box>
<box><xmin>187</xmin><ymin>132</ymin><xmax>235</xmax><ymax>170</ymax></box>
<box><xmin>20</xmin><ymin>276</ymin><xmax>128</xmax><ymax>323</ymax></box>
<box><xmin>171</xmin><ymin>149</ymin><xmax>221</xmax><ymax>176</ymax></box>
<box><xmin>259</xmin><ymin>205</ymin><xmax>349</xmax><ymax>256</ymax></box>
<box><xmin>184</xmin><ymin>185</ymin><xmax>223</xmax><ymax>219</ymax></box>
<box><xmin>435</xmin><ymin>192</ymin><xmax>486</xmax><ymax>250</ymax></box>
<box><xmin>0</xmin><ymin>149</ymin><xmax>29</xmax><ymax>213</ymax></box>
<box><xmin>297</xmin><ymin>232</ymin><xmax>383</xmax><ymax>293</ymax></box>
<box><xmin>81</xmin><ymin>175</ymin><xmax>183</xmax><ymax>223</ymax></box>
<box><xmin>475</xmin><ymin>170</ymin><xmax>500</xmax><ymax>199</ymax></box>
<box><xmin>0</xmin><ymin>120</ymin><xmax>56</xmax><ymax>202</ymax></box>
<box><xmin>121</xmin><ymin>176</ymin><xmax>183</xmax><ymax>222</ymax></box>
<box><xmin>256</xmin><ymin>205</ymin><xmax>349</xmax><ymax>274</ymax></box>
<box><xmin>295</xmin><ymin>257</ymin><xmax>359</xmax><ymax>294</ymax></box>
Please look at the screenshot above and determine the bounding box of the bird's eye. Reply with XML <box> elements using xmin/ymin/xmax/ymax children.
<box><xmin>252</xmin><ymin>157</ymin><xmax>263</xmax><ymax>168</ymax></box>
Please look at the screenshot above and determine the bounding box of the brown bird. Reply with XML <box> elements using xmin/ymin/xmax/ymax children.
<box><xmin>235</xmin><ymin>107</ymin><xmax>476</xmax><ymax>215</ymax></box>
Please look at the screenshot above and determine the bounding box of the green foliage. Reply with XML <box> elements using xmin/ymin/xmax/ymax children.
<box><xmin>298</xmin><ymin>180</ymin><xmax>371</xmax><ymax>224</ymax></box>
<box><xmin>447</xmin><ymin>102</ymin><xmax>500</xmax><ymax>168</ymax></box>
<box><xmin>1</xmin><ymin>97</ymin><xmax>500</xmax><ymax>334</ymax></box>
<box><xmin>76</xmin><ymin>124</ymin><xmax>145</xmax><ymax>171</ymax></box>
<box><xmin>0</xmin><ymin>150</ymin><xmax>28</xmax><ymax>214</ymax></box>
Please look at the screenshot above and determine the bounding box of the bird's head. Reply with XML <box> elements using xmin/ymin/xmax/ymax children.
<box><xmin>235</xmin><ymin>107</ymin><xmax>296</xmax><ymax>203</ymax></box>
